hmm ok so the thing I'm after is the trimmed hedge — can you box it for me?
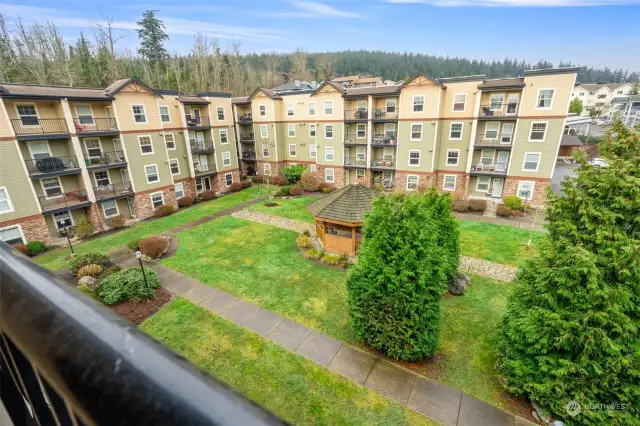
[469,199,488,212]
[106,215,126,229]
[200,191,217,201]
[496,205,512,217]
[13,243,30,256]
[452,200,469,213]
[177,196,194,208]
[229,182,244,192]
[289,186,304,196]
[154,205,174,218]
[26,241,48,255]
[139,236,168,259]
[97,267,160,306]
[503,195,523,211]
[241,180,252,189]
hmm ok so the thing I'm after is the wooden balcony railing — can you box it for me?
[344,109,368,120]
[11,118,69,136]
[24,155,80,175]
[93,181,133,200]
[190,141,215,154]
[186,116,211,127]
[38,189,88,211]
[73,117,118,133]
[195,164,216,174]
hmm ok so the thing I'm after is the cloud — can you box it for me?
[384,0,640,5]
[255,1,362,18]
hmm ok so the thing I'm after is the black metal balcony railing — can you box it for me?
[195,164,216,174]
[73,117,118,133]
[479,103,519,117]
[24,155,80,175]
[238,113,252,124]
[475,134,514,147]
[344,157,367,167]
[190,141,214,154]
[93,181,133,200]
[372,109,399,120]
[470,162,508,173]
[186,115,211,127]
[344,109,368,120]
[343,133,368,144]
[0,244,285,426]
[11,118,69,136]
[84,151,127,167]
[370,159,396,169]
[38,189,88,211]
[240,134,255,143]
[371,134,398,145]
[242,151,256,160]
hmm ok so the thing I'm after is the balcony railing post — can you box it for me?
[11,118,69,136]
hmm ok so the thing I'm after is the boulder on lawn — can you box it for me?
[78,276,98,291]
[448,272,470,295]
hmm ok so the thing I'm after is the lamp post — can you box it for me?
[135,251,148,287]
[63,225,74,255]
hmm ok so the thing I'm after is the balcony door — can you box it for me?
[84,138,103,159]
[491,178,504,198]
[28,141,51,160]
[496,151,509,172]
[501,123,514,144]
[192,108,201,124]
[506,95,519,115]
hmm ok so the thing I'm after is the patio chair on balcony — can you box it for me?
[481,106,493,116]
[355,110,367,119]
[374,109,382,119]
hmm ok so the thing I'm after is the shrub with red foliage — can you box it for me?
[253,175,265,184]
[154,204,174,218]
[323,185,337,193]
[177,196,194,208]
[229,182,244,192]
[319,181,331,190]
[272,176,290,186]
[12,243,30,256]
[298,172,321,191]
[289,186,304,196]
[139,236,169,259]
[106,215,126,229]
[452,200,470,213]
[469,199,488,212]
[496,204,512,217]
[200,191,217,201]
[241,180,252,189]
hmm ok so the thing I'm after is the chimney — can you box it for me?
[294,80,300,87]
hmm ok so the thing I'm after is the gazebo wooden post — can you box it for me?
[351,226,356,255]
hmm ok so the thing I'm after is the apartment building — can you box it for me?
[232,67,578,207]
[571,82,634,115]
[0,78,238,246]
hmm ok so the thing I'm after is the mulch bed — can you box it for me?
[109,289,172,325]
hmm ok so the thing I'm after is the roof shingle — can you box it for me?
[308,184,374,224]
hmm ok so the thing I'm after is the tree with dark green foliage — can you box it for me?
[568,97,583,115]
[346,189,459,361]
[496,121,640,426]
[136,10,169,66]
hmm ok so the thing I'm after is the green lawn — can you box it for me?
[141,298,436,426]
[247,194,321,224]
[36,187,264,271]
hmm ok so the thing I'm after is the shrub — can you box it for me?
[77,264,103,278]
[241,180,252,189]
[26,241,48,255]
[281,164,307,183]
[13,243,30,255]
[272,176,290,186]
[99,264,122,281]
[496,205,512,217]
[298,172,321,191]
[321,253,341,266]
[338,253,350,268]
[304,248,323,260]
[469,199,488,212]
[346,189,459,361]
[229,182,244,192]
[97,267,160,306]
[503,195,523,211]
[302,230,310,237]
[452,200,469,213]
[372,184,385,192]
[296,235,311,249]
[280,185,291,195]
[154,204,174,218]
[74,216,95,238]
[253,175,265,184]
[323,185,337,193]
[69,252,110,276]
[273,190,285,198]
[127,238,141,251]
[289,186,304,196]
[139,236,168,259]
[106,215,126,229]
[193,195,201,204]
[200,191,217,201]
[177,196,194,208]
[319,181,331,191]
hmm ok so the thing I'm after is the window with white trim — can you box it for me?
[259,105,267,117]
[481,150,495,164]
[407,175,418,191]
[517,181,536,199]
[75,104,94,124]
[225,173,233,186]
[443,175,457,191]
[102,200,118,218]
[356,169,365,179]
[53,211,72,230]
[138,136,153,154]
[383,147,394,161]
[356,123,366,138]
[131,105,147,123]
[219,129,228,144]
[449,122,463,139]
[164,133,176,150]
[446,150,459,166]
[309,124,316,137]
[287,104,294,116]
[385,123,395,137]
[0,226,24,245]
[42,178,62,197]
[523,153,541,171]
[28,141,50,160]
[412,95,425,112]
[310,144,317,159]
[386,98,396,113]
[409,150,421,166]
[537,89,554,109]
[150,192,164,209]
[288,124,295,137]
[84,138,102,158]
[324,101,333,115]
[484,122,500,140]
[159,105,170,123]
[174,183,184,199]
[289,144,297,156]
[145,165,159,183]
[262,144,269,157]
[453,93,466,112]
[309,102,315,116]
[16,104,38,126]
[410,123,423,140]
[222,151,231,166]
[529,122,547,141]
[260,124,268,138]
[489,94,504,110]
[0,187,14,214]
[94,171,110,187]
[169,159,180,175]
[476,176,490,192]
[325,168,334,183]
[217,106,225,120]
[325,147,334,161]
[325,124,333,139]
[263,163,271,176]
[310,164,317,173]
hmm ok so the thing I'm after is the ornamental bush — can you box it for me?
[229,182,244,192]
[346,189,459,361]
[12,243,30,256]
[77,264,103,278]
[496,121,640,426]
[503,195,523,211]
[200,191,217,201]
[281,164,307,183]
[289,186,304,196]
[26,241,48,255]
[495,205,512,217]
[177,196,194,208]
[106,215,126,229]
[69,251,110,276]
[139,236,168,259]
[241,180,252,189]
[74,216,95,238]
[298,172,321,191]
[97,267,160,306]
[154,205,174,218]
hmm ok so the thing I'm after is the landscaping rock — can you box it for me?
[483,201,497,219]
[448,272,470,295]
[78,276,98,291]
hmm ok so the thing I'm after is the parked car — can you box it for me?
[588,157,608,167]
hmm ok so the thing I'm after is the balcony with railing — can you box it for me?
[190,140,215,154]
[344,109,368,121]
[370,158,396,170]
[344,156,367,169]
[24,155,81,177]
[93,181,133,201]
[371,108,399,121]
[38,189,90,213]
[195,163,217,176]
[11,118,70,139]
[469,162,508,176]
[241,151,257,162]
[473,133,514,149]
[238,113,252,124]
[478,103,519,119]
[240,134,255,144]
[343,132,368,146]
[72,117,119,135]
[371,133,398,147]
[84,151,128,169]
[185,115,211,129]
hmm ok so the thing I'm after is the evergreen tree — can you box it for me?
[496,121,640,426]
[569,97,583,115]
[136,10,169,67]
[346,190,459,361]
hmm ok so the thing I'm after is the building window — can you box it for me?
[159,105,171,123]
[617,90,623,95]
[260,124,268,139]
[443,175,457,191]
[0,226,24,245]
[289,144,297,157]
[537,89,554,109]
[222,151,231,166]
[529,122,547,141]
[138,135,154,154]
[325,168,334,183]
[195,178,203,192]
[325,124,333,139]
[225,173,233,186]
[288,124,295,137]
[386,98,396,113]
[579,92,584,96]
[150,192,164,209]
[356,169,365,179]
[102,200,119,218]
[94,171,110,186]
[385,123,395,137]
[356,123,366,138]
[407,175,418,191]
[75,104,94,124]
[263,164,271,176]
[489,94,504,110]
[0,187,14,214]
[412,95,425,112]
[259,105,267,117]
[449,122,463,140]
[84,138,102,158]
[597,94,606,99]
[410,123,423,140]
[174,183,184,199]
[523,153,541,171]
[42,178,62,198]
[325,147,334,161]
[287,104,294,116]
[310,144,317,159]
[53,211,72,230]
[383,147,394,161]
[476,176,490,192]
[517,181,535,199]
[219,129,228,144]
[446,149,460,166]
[408,150,421,166]
[309,102,315,116]
[481,150,494,164]
[131,105,147,123]
[163,133,175,150]
[453,93,467,112]
[16,104,38,126]
[309,124,316,137]
[324,101,333,115]
[310,164,317,173]
[169,159,180,175]
[262,144,269,157]
[484,122,500,140]
[216,106,225,121]
[145,164,159,183]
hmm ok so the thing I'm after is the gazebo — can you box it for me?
[308,183,374,256]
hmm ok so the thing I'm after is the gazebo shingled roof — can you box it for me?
[308,184,374,224]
